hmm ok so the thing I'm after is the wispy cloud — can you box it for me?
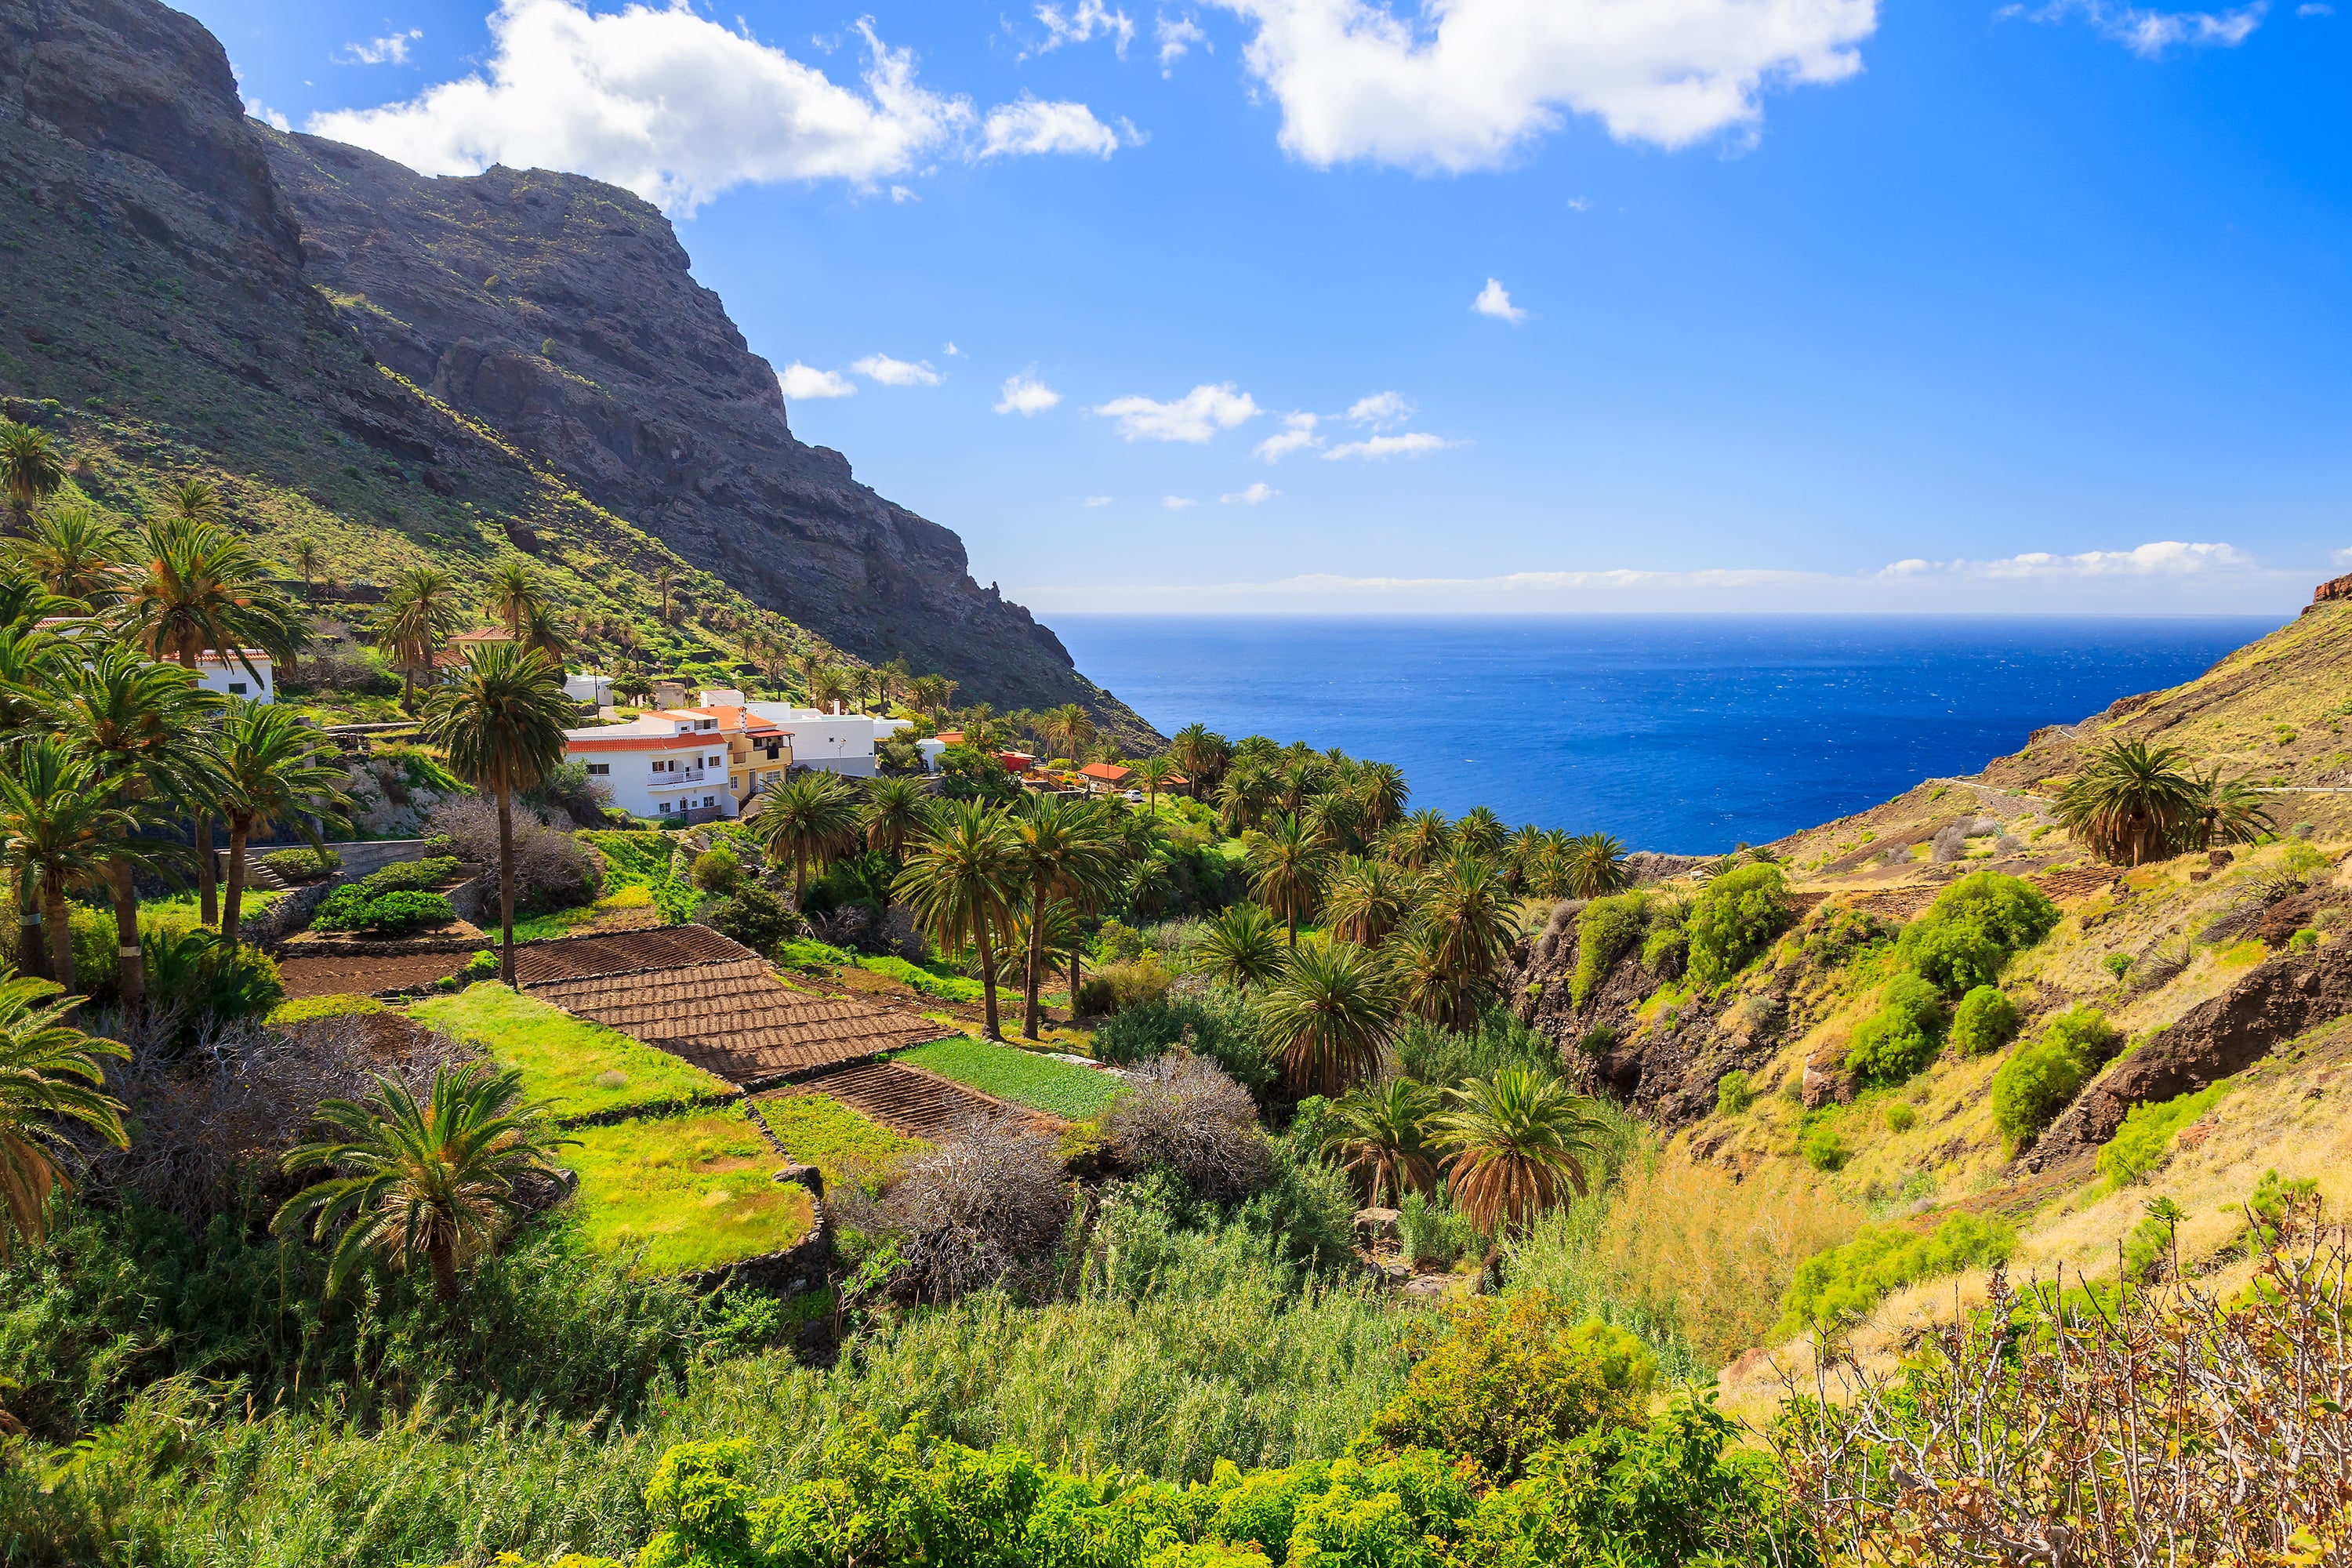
[1882,541,2257,579]
[779,362,855,399]
[995,372,1062,415]
[1024,0,1134,57]
[1156,12,1209,72]
[2011,0,2267,55]
[1345,390,1414,425]
[1472,278,1527,324]
[1324,431,1454,460]
[339,28,423,65]
[1163,495,1198,509]
[1094,382,1260,441]
[1254,412,1320,463]
[1221,482,1279,503]
[1083,495,1114,506]
[981,96,1125,158]
[853,353,941,387]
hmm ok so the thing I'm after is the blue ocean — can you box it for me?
[1049,615,2287,855]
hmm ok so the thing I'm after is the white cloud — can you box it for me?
[994,372,1062,415]
[982,96,1124,158]
[1084,495,1114,506]
[1221,482,1279,504]
[2022,0,2267,54]
[943,341,965,357]
[1472,278,1526,324]
[1253,411,1321,462]
[339,29,423,65]
[1163,495,1198,509]
[2300,3,2333,13]
[1094,382,1261,441]
[1157,13,1210,71]
[309,2,1121,216]
[1028,0,1136,56]
[245,97,292,131]
[1884,541,2257,579]
[888,183,919,202]
[779,362,855,399]
[1214,0,1875,171]
[1345,390,1413,425]
[1566,195,1591,211]
[853,354,942,387]
[1324,431,1454,460]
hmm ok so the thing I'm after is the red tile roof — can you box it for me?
[1077,761,1132,783]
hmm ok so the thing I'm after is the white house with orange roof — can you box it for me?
[191,649,275,702]
[563,699,789,823]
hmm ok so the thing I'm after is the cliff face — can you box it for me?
[0,0,1142,731]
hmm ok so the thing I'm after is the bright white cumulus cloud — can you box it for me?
[995,372,1062,415]
[1094,383,1261,441]
[779,362,855,399]
[1472,278,1526,323]
[1214,0,1878,170]
[853,354,941,387]
[310,0,1123,214]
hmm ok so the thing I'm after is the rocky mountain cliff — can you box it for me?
[0,0,1145,732]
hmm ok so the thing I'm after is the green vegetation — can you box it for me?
[583,829,701,924]
[564,1109,815,1276]
[1991,1006,2121,1148]
[349,854,465,893]
[2098,1082,2232,1192]
[1798,1120,1849,1172]
[1949,983,2021,1057]
[757,1091,928,1180]
[260,844,340,880]
[411,982,731,1121]
[311,885,458,934]
[1715,1069,1755,1116]
[1684,862,1789,988]
[895,1036,1127,1120]
[1894,870,2060,996]
[1777,1212,2018,1333]
[1844,972,1947,1086]
[1570,891,1647,1005]
[265,993,387,1025]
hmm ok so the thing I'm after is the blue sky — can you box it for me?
[198,0,2352,615]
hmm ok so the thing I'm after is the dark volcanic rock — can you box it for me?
[263,135,1106,719]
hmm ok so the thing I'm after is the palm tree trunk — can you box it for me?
[1022,887,1047,1040]
[42,877,73,991]
[977,918,1002,1040]
[1069,947,1083,1017]
[221,815,249,946]
[15,884,46,982]
[495,786,519,985]
[429,1237,459,1301]
[196,811,217,926]
[403,662,417,713]
[793,851,808,910]
[108,862,143,1011]
[1287,909,1299,949]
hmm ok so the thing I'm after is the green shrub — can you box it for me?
[1845,973,1947,1087]
[1948,985,2020,1057]
[260,845,341,881]
[1080,956,1173,1016]
[1777,1212,2017,1332]
[1895,870,2060,996]
[354,855,464,895]
[2245,1167,2321,1248]
[1397,1185,1483,1266]
[1091,990,1273,1093]
[774,935,854,970]
[139,924,284,1032]
[1570,892,1648,1007]
[1394,1007,1564,1090]
[2122,1204,2181,1283]
[1799,1120,1849,1171]
[311,887,458,935]
[265,994,385,1025]
[2290,927,2319,953]
[2097,1082,2230,1192]
[1886,1102,1917,1134]
[708,885,799,956]
[1685,864,1789,988]
[1991,1007,2118,1148]
[2102,952,2132,981]
[1714,1069,1755,1117]
[690,846,742,895]
[1639,922,1687,976]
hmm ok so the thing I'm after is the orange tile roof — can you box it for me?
[1077,761,1132,783]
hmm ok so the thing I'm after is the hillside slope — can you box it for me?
[0,0,1148,735]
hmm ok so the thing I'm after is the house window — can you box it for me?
[702,795,714,808]
[659,801,673,814]
[586,763,610,776]
[227,682,248,695]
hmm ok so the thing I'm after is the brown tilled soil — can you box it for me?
[278,949,476,997]
[763,1061,1051,1142]
[511,924,752,985]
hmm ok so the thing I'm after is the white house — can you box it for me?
[192,649,274,703]
[736,694,912,779]
[564,671,613,706]
[562,700,790,822]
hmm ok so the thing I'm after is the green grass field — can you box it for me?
[561,1109,815,1276]
[757,1091,930,1181]
[408,983,730,1121]
[893,1037,1127,1120]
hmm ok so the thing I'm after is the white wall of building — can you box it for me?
[566,710,737,821]
[193,652,274,703]
[742,700,911,778]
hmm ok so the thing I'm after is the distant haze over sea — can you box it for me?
[1051,616,2288,855]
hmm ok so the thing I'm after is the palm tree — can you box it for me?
[1563,833,1631,899]
[1324,855,1412,949]
[488,561,545,637]
[1322,1078,1439,1207]
[1171,723,1229,797]
[2055,739,2202,866]
[214,702,351,946]
[654,564,676,623]
[164,477,224,524]
[519,597,571,662]
[1414,851,1515,1028]
[0,739,135,987]
[1199,901,1285,989]
[420,644,575,985]
[294,537,320,595]
[1274,754,1323,816]
[1247,810,1328,949]
[272,1063,572,1301]
[11,502,129,605]
[1304,791,1363,855]
[1355,760,1408,834]
[1042,702,1094,764]
[1131,755,1178,815]
[1428,1069,1610,1236]
[375,564,463,711]
[2185,766,2274,851]
[862,775,931,862]
[1389,924,1461,1029]
[53,647,219,1010]
[1215,764,1271,837]
[894,800,1022,1040]
[909,673,954,719]
[809,665,851,713]
[880,655,913,710]
[1007,796,1123,1039]
[0,423,66,534]
[1386,808,1454,873]
[750,770,864,907]
[1455,806,1507,859]
[0,974,128,1258]
[1262,939,1393,1096]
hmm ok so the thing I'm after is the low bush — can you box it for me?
[690,846,742,894]
[1399,1184,1483,1266]
[867,1117,1074,1301]
[1948,984,2020,1057]
[1077,956,1174,1016]
[2098,1082,2231,1192]
[1886,1102,1917,1133]
[1685,863,1789,988]
[260,845,341,882]
[1232,1147,1360,1271]
[1845,973,1947,1086]
[141,924,283,1026]
[1799,1121,1849,1172]
[1393,1007,1563,1090]
[1570,892,1649,1007]
[436,797,603,913]
[1777,1212,2018,1334]
[311,887,458,935]
[264,993,385,1026]
[1715,1069,1755,1117]
[1091,989,1274,1094]
[354,855,464,895]
[709,885,800,956]
[1894,870,2061,996]
[1105,1052,1271,1203]
[1991,1006,2120,1149]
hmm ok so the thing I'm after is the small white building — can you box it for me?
[562,700,788,822]
[735,693,912,779]
[564,671,613,706]
[193,649,274,703]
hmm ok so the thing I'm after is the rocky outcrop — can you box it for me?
[2027,941,2352,1170]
